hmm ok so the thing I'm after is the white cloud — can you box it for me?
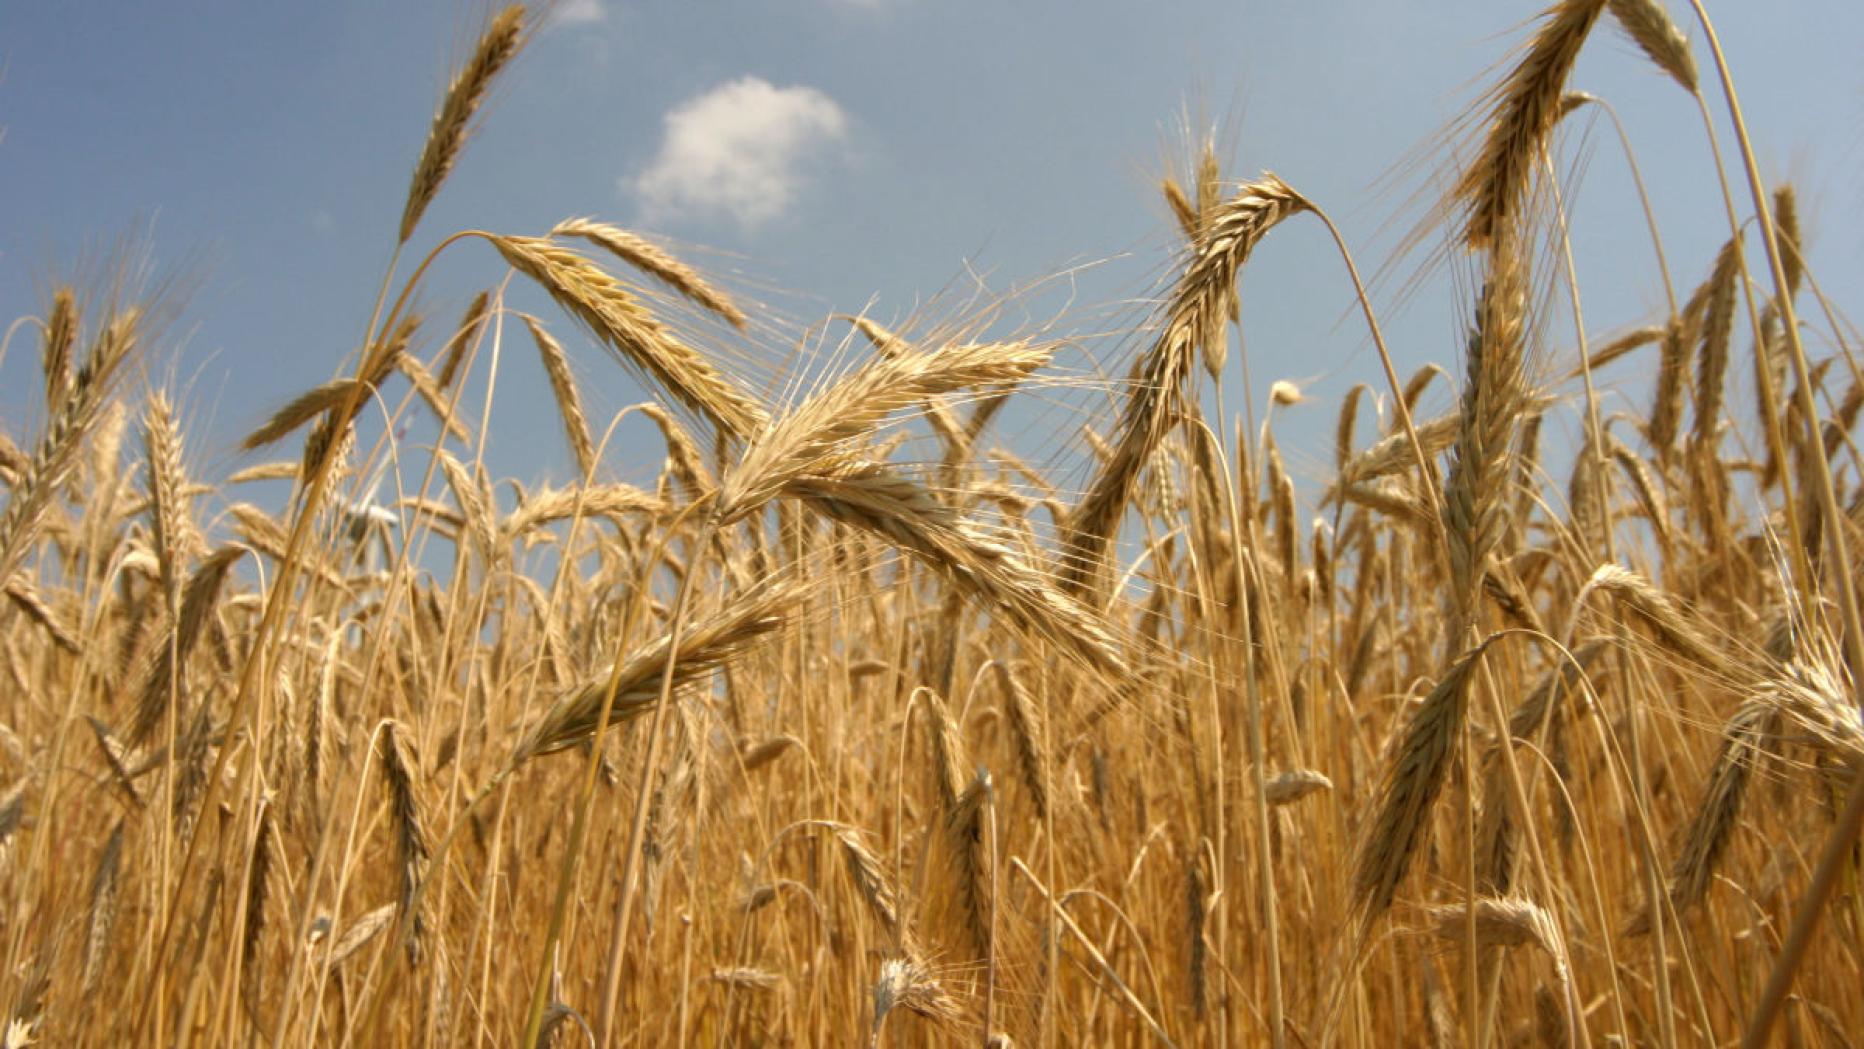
[557,0,606,24]
[629,77,850,230]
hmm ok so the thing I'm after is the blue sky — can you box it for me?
[2,1,1859,501]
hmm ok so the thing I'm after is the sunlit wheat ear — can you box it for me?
[487,234,768,440]
[38,287,79,410]
[1606,0,1697,92]
[377,719,429,967]
[1064,173,1309,591]
[817,827,898,942]
[6,944,50,1044]
[1610,435,1671,541]
[872,952,965,1043]
[399,4,526,244]
[520,313,597,479]
[4,578,79,655]
[1161,177,1197,240]
[396,352,470,443]
[85,717,143,808]
[127,544,243,747]
[550,218,748,329]
[320,903,397,971]
[435,289,491,391]
[1339,479,1429,536]
[1352,636,1495,927]
[0,433,27,486]
[1332,383,1369,473]
[436,448,500,564]
[939,769,994,963]
[1576,323,1665,375]
[919,687,969,813]
[1646,313,1690,459]
[1626,701,1780,935]
[1444,230,1530,620]
[1690,236,1741,451]
[82,820,125,996]
[1772,184,1804,297]
[844,318,1026,471]
[169,708,215,842]
[1454,0,1606,250]
[1184,854,1210,1017]
[241,380,367,451]
[736,734,800,776]
[511,577,803,765]
[709,968,783,993]
[1327,411,1462,498]
[226,463,301,488]
[0,303,142,585]
[141,392,194,601]
[501,483,663,538]
[1581,564,1745,679]
[716,338,1050,521]
[242,802,275,1011]
[992,661,1051,820]
[0,779,26,871]
[1264,769,1333,806]
[1427,896,1562,960]
[635,401,715,496]
[788,464,1133,694]
[244,313,412,454]
[302,629,338,829]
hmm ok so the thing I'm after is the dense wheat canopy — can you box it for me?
[2,2,1863,1047]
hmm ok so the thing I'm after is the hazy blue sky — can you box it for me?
[2,1,1859,500]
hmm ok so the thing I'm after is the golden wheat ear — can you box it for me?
[399,5,527,244]
[487,233,770,441]
[550,218,750,330]
[1064,173,1309,592]
[376,719,430,967]
[1453,0,1607,250]
[1606,0,1697,92]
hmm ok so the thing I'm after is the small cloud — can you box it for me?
[629,77,850,230]
[310,210,335,235]
[557,0,606,24]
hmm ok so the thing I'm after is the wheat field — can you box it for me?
[3,1,1862,1046]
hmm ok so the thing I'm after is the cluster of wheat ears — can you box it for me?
[3,1,1861,1046]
